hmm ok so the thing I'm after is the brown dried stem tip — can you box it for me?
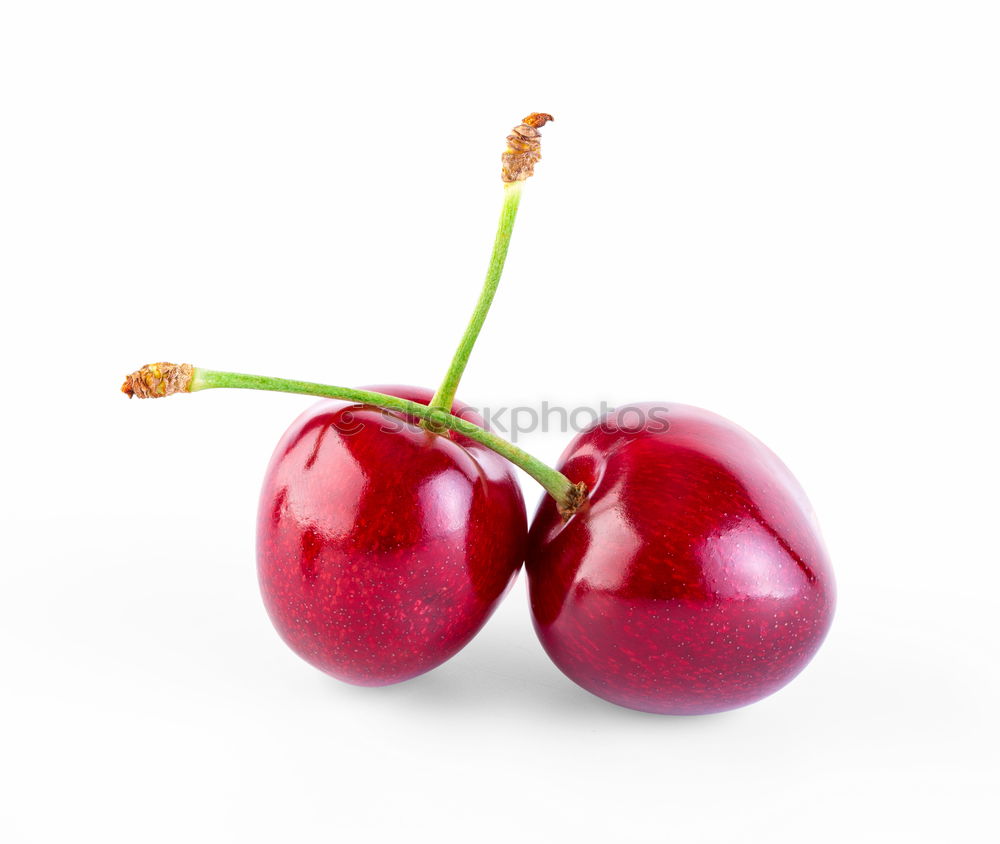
[121,362,194,398]
[501,112,554,183]
[559,481,589,520]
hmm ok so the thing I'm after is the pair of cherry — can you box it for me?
[125,114,834,715]
[259,388,834,715]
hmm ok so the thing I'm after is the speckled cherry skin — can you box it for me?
[257,386,526,685]
[527,404,835,715]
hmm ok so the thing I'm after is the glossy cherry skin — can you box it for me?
[527,404,835,715]
[257,386,526,685]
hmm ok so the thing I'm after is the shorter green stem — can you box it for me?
[191,367,584,514]
[427,181,522,418]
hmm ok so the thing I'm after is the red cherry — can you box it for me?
[526,404,835,715]
[257,385,526,685]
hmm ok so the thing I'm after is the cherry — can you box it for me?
[248,115,555,684]
[526,403,835,715]
[257,385,526,685]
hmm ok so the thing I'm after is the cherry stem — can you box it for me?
[185,367,585,515]
[426,181,522,420]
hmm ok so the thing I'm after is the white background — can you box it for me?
[2,2,997,841]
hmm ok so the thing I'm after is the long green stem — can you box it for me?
[188,367,584,514]
[427,181,522,415]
